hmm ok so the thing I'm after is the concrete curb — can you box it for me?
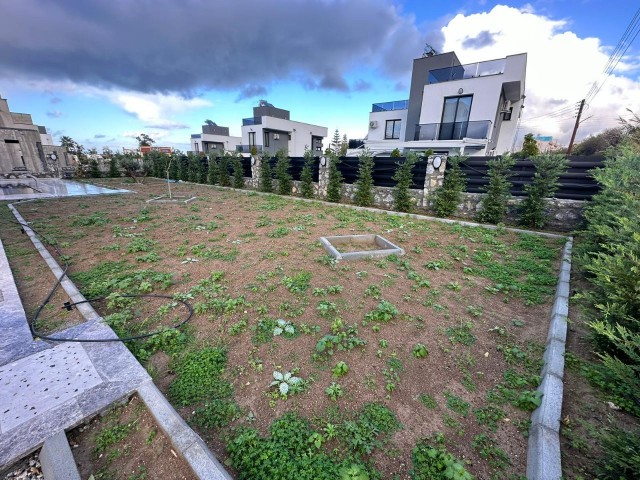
[526,237,572,480]
[7,201,233,480]
[39,430,81,480]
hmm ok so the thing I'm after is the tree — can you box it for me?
[274,149,293,195]
[60,136,87,164]
[119,154,149,184]
[432,157,467,217]
[520,133,540,157]
[354,150,375,207]
[392,153,418,212]
[390,148,401,158]
[208,152,220,185]
[218,153,231,187]
[136,133,155,147]
[300,149,315,198]
[88,159,101,178]
[573,127,625,156]
[232,153,245,188]
[519,154,568,228]
[326,153,343,202]
[331,129,341,155]
[475,155,516,224]
[107,157,120,178]
[340,134,348,156]
[259,152,273,193]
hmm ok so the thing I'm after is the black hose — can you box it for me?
[10,217,194,343]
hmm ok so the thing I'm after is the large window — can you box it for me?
[385,119,402,139]
[248,131,256,147]
[439,95,472,140]
[264,131,270,147]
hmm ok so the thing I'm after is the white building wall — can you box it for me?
[242,118,327,156]
[191,133,241,152]
[367,109,408,142]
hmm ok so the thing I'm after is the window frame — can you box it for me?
[385,119,402,140]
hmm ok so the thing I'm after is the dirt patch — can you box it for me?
[0,179,568,479]
[68,395,195,480]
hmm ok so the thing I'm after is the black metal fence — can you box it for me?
[336,156,428,188]
[455,155,604,201]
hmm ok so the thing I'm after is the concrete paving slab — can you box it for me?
[0,343,102,432]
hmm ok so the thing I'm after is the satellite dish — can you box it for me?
[422,43,438,58]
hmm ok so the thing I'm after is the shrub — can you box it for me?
[259,152,273,193]
[208,153,220,185]
[326,153,343,202]
[232,153,244,188]
[476,155,515,224]
[275,148,293,195]
[218,153,231,187]
[168,154,179,180]
[177,155,189,181]
[354,150,375,207]
[390,148,401,157]
[392,152,418,212]
[596,426,640,479]
[300,148,315,198]
[88,159,101,178]
[432,156,467,217]
[107,157,120,178]
[519,154,568,228]
[577,143,640,414]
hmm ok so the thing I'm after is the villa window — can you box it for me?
[248,132,256,147]
[439,95,473,140]
[502,107,513,121]
[385,119,401,139]
[264,131,270,147]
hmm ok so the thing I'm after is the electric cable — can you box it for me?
[10,216,194,343]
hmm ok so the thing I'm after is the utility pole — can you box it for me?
[566,99,585,154]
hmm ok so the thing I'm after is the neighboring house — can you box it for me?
[239,101,327,156]
[190,122,241,154]
[0,95,72,176]
[140,146,174,155]
[364,52,527,156]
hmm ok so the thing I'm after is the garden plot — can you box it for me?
[0,178,566,480]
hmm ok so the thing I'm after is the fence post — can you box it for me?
[318,156,329,199]
[250,154,260,189]
[422,154,448,207]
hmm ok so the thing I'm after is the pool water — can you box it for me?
[0,179,130,200]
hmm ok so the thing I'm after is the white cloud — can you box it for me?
[441,5,640,144]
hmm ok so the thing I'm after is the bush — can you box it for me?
[432,156,466,217]
[392,152,418,212]
[275,148,293,195]
[259,152,273,192]
[519,154,568,228]
[208,153,220,185]
[354,150,375,207]
[577,143,640,414]
[218,153,231,187]
[326,153,343,202]
[232,154,244,188]
[107,157,120,178]
[88,159,101,178]
[596,426,640,479]
[476,155,515,224]
[300,149,315,198]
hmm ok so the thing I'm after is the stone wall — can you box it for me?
[455,193,585,231]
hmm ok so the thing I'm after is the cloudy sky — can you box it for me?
[0,0,638,152]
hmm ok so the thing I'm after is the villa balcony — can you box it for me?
[242,117,262,126]
[428,59,505,84]
[414,120,492,141]
[371,100,409,112]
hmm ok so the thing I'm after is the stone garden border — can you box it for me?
[319,234,405,261]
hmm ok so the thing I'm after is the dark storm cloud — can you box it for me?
[236,84,268,102]
[461,30,497,49]
[0,0,435,94]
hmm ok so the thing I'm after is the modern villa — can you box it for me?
[364,51,527,156]
[190,122,241,154]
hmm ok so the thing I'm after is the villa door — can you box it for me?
[439,95,472,140]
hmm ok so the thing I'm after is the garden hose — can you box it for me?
[10,217,194,343]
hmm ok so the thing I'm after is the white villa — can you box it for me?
[364,51,527,156]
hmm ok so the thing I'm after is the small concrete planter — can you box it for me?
[320,234,404,261]
[146,195,197,204]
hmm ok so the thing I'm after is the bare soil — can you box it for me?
[68,395,195,480]
[0,179,568,479]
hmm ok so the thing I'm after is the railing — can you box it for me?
[236,145,263,153]
[372,100,409,112]
[242,117,262,126]
[190,134,201,139]
[428,59,505,84]
[414,120,492,141]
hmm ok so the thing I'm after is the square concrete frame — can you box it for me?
[319,234,405,261]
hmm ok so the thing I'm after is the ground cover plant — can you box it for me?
[0,178,566,479]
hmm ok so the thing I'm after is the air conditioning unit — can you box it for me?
[273,133,280,140]
[500,100,512,113]
[369,121,378,128]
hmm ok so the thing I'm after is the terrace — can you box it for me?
[428,58,506,84]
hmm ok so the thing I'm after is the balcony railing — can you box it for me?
[428,59,506,84]
[191,134,201,139]
[414,120,492,141]
[242,117,262,126]
[236,145,263,153]
[372,100,409,112]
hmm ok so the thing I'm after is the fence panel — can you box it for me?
[455,155,604,201]
[337,156,428,188]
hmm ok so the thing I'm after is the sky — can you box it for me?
[0,0,638,152]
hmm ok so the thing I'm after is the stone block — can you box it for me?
[546,313,568,343]
[526,423,562,480]
[40,430,81,480]
[530,374,564,433]
[542,338,565,380]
